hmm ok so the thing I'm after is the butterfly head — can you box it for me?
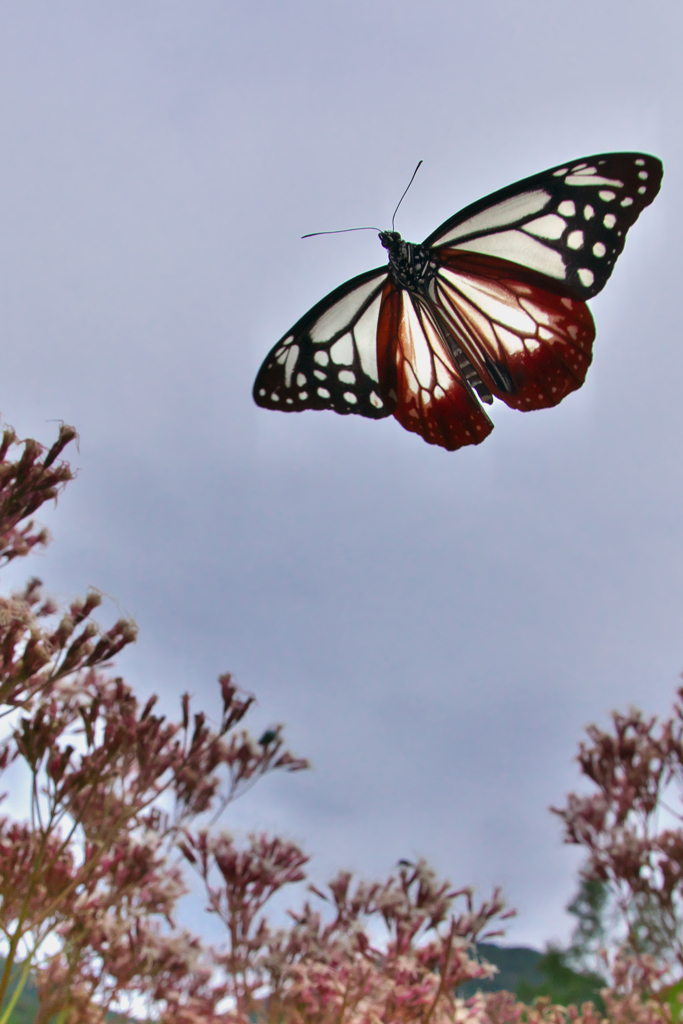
[379,230,402,250]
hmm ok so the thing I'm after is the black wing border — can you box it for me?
[422,152,662,249]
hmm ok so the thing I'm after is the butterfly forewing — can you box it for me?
[253,268,393,418]
[432,251,596,411]
[425,153,662,300]
[377,284,494,450]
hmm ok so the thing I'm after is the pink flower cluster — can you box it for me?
[0,422,677,1024]
[553,694,683,979]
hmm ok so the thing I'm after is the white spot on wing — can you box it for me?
[317,387,330,398]
[369,392,383,408]
[343,392,357,404]
[593,242,606,258]
[330,333,354,364]
[578,268,594,287]
[567,231,584,250]
[338,369,356,384]
[557,200,576,216]
[523,213,566,240]
[314,351,330,366]
[296,373,306,387]
[621,197,634,207]
[435,190,551,244]
[603,214,616,228]
[599,191,616,202]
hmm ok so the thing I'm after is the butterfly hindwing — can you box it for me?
[377,283,494,450]
[425,153,662,300]
[431,250,596,412]
[253,268,393,419]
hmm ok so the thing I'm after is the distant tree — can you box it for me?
[566,876,610,969]
[515,948,606,1011]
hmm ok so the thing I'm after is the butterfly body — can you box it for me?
[380,230,500,404]
[379,231,439,296]
[254,153,662,451]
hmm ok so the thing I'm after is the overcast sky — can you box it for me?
[0,0,680,950]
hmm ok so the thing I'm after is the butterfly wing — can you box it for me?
[376,282,494,450]
[429,250,596,412]
[253,268,394,419]
[371,255,594,450]
[424,153,662,299]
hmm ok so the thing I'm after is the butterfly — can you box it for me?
[254,153,662,451]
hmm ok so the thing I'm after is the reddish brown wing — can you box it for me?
[432,250,596,412]
[376,281,494,451]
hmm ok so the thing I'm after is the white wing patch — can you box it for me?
[523,214,566,240]
[330,333,354,364]
[564,174,623,187]
[353,292,383,381]
[455,230,567,280]
[309,276,383,342]
[435,190,551,245]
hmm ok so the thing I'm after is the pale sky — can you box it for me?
[0,0,680,949]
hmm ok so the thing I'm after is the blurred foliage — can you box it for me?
[516,949,606,1011]
[655,978,683,1023]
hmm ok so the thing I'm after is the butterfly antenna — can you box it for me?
[391,160,423,231]
[302,226,382,239]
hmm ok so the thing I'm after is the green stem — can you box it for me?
[0,798,58,1009]
[0,955,33,1024]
